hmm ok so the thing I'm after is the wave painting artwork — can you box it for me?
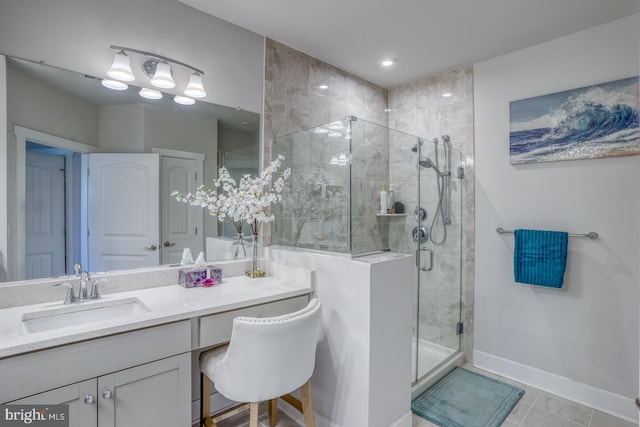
[509,76,639,164]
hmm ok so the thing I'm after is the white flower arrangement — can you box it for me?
[172,155,291,237]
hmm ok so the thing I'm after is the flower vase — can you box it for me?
[231,233,247,260]
[246,233,266,278]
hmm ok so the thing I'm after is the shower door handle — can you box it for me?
[416,247,433,271]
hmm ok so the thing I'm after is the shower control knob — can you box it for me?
[412,226,429,244]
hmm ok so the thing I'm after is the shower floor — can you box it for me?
[411,337,456,380]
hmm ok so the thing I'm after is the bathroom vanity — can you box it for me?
[0,260,313,427]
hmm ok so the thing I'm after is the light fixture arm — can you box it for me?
[110,45,204,75]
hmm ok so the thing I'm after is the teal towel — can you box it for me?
[514,229,568,288]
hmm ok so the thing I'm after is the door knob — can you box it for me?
[84,394,95,404]
[144,244,158,251]
[102,388,113,399]
[163,241,176,247]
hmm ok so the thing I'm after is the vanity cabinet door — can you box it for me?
[9,379,98,427]
[97,353,191,427]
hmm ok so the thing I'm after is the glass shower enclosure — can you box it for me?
[271,117,463,384]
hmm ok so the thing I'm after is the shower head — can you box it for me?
[419,158,440,173]
[411,139,424,153]
[419,158,449,176]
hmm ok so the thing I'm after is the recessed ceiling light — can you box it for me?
[442,92,453,98]
[318,84,329,90]
[384,108,392,113]
[240,121,250,126]
[327,121,344,130]
[380,58,396,67]
[314,127,330,134]
[328,131,342,138]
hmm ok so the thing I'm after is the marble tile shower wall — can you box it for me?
[265,38,389,252]
[264,38,476,362]
[387,66,475,362]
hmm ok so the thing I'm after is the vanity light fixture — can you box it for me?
[174,95,195,105]
[184,73,206,98]
[139,87,163,100]
[101,79,128,90]
[106,45,206,100]
[327,121,344,130]
[149,61,175,89]
[337,153,348,165]
[107,50,135,81]
[330,155,339,165]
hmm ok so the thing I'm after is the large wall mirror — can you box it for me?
[4,55,260,282]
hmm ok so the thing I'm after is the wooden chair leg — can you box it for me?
[201,373,216,427]
[268,399,278,427]
[300,380,316,427]
[249,402,259,427]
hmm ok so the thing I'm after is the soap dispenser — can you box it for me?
[379,185,387,214]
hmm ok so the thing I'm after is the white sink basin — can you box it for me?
[21,298,150,334]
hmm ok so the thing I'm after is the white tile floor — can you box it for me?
[197,365,639,427]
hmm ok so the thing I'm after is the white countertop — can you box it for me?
[0,272,313,359]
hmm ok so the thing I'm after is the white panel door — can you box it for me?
[25,151,66,279]
[88,154,159,272]
[161,157,203,264]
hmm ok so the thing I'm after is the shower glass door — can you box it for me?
[413,137,463,382]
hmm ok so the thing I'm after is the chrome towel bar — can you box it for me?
[496,227,598,240]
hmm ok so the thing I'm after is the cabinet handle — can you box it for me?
[84,394,95,404]
[102,388,113,399]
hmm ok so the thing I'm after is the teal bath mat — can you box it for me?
[412,368,524,427]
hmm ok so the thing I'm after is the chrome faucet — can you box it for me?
[79,271,91,300]
[55,265,108,304]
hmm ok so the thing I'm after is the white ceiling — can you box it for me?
[179,0,639,88]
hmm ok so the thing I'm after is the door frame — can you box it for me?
[15,126,96,280]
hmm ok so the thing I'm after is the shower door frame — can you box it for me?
[412,136,463,385]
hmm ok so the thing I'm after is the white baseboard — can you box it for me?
[473,350,637,423]
[389,411,412,427]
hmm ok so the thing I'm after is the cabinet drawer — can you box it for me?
[0,320,190,403]
[198,296,307,348]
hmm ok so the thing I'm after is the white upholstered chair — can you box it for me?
[200,298,322,427]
